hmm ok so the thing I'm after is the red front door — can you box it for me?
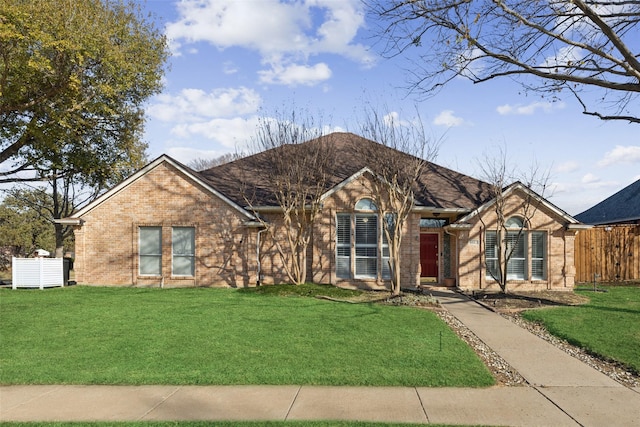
[420,233,439,281]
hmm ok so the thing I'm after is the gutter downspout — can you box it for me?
[256,228,267,286]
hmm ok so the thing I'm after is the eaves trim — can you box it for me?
[320,167,374,201]
[456,182,581,225]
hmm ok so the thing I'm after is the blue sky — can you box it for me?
[139,0,639,216]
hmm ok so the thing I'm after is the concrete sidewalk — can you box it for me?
[2,290,639,426]
[0,384,586,425]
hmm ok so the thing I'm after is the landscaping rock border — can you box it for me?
[386,292,639,389]
[502,311,639,388]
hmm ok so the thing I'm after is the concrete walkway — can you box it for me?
[436,291,640,427]
[2,290,639,426]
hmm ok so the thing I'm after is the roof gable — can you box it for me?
[71,155,254,220]
[320,167,374,202]
[575,179,640,225]
[456,181,580,225]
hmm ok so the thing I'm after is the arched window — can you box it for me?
[505,216,524,229]
[355,198,377,211]
[354,198,378,278]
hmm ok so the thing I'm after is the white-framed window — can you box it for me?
[336,214,351,278]
[355,198,377,211]
[485,231,499,279]
[172,227,195,276]
[355,214,378,277]
[139,226,162,276]
[531,231,547,280]
[336,198,391,280]
[505,231,526,280]
[485,217,547,281]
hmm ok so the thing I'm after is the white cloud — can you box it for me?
[258,62,332,86]
[433,110,465,127]
[549,178,621,215]
[165,147,228,166]
[541,45,585,71]
[581,173,600,184]
[554,161,580,173]
[382,111,413,128]
[223,61,238,75]
[597,145,640,167]
[310,0,375,66]
[166,0,307,54]
[496,101,565,116]
[170,116,260,148]
[165,0,375,86]
[147,87,262,123]
[456,47,485,78]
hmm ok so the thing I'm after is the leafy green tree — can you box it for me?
[0,0,168,184]
[0,189,61,269]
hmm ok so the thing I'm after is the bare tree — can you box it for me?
[366,0,640,123]
[188,152,243,171]
[478,147,552,293]
[6,172,104,258]
[243,111,335,285]
[357,107,440,296]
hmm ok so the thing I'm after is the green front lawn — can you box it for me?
[0,285,494,387]
[522,285,640,372]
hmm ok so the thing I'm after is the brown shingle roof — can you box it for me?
[199,132,493,210]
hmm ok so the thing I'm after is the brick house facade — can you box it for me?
[63,132,585,291]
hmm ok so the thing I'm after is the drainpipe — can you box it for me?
[256,228,267,286]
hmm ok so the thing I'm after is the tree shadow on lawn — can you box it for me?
[470,291,590,310]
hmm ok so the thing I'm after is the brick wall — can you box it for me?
[455,190,576,292]
[74,162,257,287]
[74,162,575,292]
[312,173,420,291]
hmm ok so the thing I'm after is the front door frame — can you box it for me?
[420,232,440,284]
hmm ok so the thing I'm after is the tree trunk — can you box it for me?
[54,222,65,258]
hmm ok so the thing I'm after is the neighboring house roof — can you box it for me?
[575,179,640,225]
[199,132,494,211]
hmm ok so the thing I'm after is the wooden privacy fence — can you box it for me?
[575,225,640,283]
